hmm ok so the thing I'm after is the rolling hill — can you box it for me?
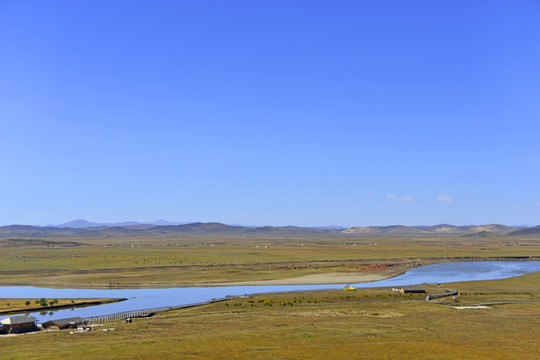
[342,224,522,236]
[508,225,540,236]
[462,230,505,238]
[0,222,536,239]
[0,222,338,238]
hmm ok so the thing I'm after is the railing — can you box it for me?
[84,296,241,324]
[425,289,459,301]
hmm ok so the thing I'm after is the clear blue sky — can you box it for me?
[1,1,539,227]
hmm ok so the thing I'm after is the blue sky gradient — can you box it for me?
[1,1,539,226]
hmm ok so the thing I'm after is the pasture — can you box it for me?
[1,271,539,359]
[0,235,538,288]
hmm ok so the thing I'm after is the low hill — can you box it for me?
[508,225,540,236]
[342,224,519,236]
[0,222,533,239]
[49,219,185,228]
[0,222,338,238]
[462,230,505,238]
[0,238,87,248]
[0,225,82,238]
[342,225,424,235]
[466,224,517,235]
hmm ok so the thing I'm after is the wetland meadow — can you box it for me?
[1,232,539,359]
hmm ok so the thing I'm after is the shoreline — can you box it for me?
[0,298,126,316]
[0,271,403,290]
[0,257,537,290]
[0,263,420,289]
[213,270,403,286]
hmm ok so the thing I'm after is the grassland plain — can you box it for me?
[0,235,538,288]
[1,271,539,360]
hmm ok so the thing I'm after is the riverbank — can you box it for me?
[1,232,539,289]
[0,298,126,316]
[2,256,537,289]
[214,270,400,286]
[0,258,423,289]
[3,260,539,325]
[1,269,539,360]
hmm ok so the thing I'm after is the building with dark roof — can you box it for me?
[0,315,38,334]
[42,317,86,329]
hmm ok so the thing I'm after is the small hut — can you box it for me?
[42,317,86,330]
[0,315,38,334]
[399,287,426,294]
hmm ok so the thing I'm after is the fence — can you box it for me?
[425,289,459,301]
[84,296,241,324]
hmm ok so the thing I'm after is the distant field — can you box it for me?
[1,271,539,359]
[0,235,538,287]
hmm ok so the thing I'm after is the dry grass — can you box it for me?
[1,235,538,287]
[1,272,539,359]
[1,235,538,357]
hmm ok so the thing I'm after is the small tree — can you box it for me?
[25,301,31,306]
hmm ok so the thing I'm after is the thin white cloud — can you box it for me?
[437,194,453,204]
[386,193,415,205]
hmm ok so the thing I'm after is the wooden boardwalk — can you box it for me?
[84,296,243,324]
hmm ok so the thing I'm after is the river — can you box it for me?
[1,260,539,323]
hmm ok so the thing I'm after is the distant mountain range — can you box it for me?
[47,219,186,228]
[0,222,338,238]
[342,224,520,236]
[506,225,540,236]
[0,221,538,239]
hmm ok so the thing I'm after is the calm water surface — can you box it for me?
[2,261,539,323]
